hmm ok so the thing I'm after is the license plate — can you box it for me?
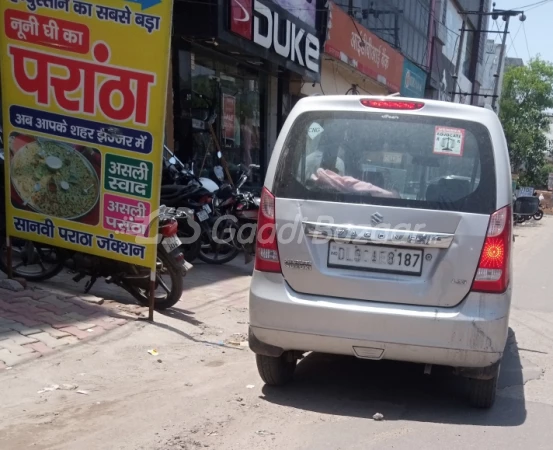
[328,242,423,275]
[203,204,211,213]
[197,210,209,222]
[162,235,181,253]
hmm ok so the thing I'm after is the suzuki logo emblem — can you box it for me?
[370,213,383,226]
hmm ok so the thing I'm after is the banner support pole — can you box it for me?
[148,269,155,321]
[6,235,13,279]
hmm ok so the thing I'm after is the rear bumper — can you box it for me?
[249,271,511,371]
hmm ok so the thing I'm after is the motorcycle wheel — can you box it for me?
[126,248,184,311]
[533,210,544,221]
[0,237,65,281]
[198,229,239,265]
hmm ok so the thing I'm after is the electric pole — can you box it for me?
[491,6,526,112]
[452,18,466,103]
[448,4,527,109]
[491,16,510,112]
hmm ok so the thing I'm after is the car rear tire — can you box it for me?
[468,374,498,409]
[256,353,297,386]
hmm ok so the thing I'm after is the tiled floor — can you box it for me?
[0,258,253,368]
[0,281,130,368]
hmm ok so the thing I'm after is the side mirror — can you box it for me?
[514,196,539,215]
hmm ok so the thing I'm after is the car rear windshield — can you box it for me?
[273,111,497,214]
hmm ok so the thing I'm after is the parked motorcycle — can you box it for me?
[211,174,259,264]
[160,180,240,265]
[513,196,540,225]
[514,205,544,223]
[74,206,189,310]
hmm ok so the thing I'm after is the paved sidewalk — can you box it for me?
[0,279,132,369]
[0,256,253,370]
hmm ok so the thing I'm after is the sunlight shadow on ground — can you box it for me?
[261,328,526,427]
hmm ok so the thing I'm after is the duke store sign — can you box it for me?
[229,0,321,74]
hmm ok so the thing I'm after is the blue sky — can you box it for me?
[492,0,553,63]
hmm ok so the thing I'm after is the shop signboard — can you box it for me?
[518,187,535,197]
[400,59,427,98]
[0,0,173,270]
[325,2,404,93]
[223,94,236,141]
[228,0,321,77]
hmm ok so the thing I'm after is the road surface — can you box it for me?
[1,218,553,449]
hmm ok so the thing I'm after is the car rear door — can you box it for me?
[271,102,499,308]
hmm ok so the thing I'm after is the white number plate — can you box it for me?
[162,235,181,253]
[203,204,212,213]
[328,242,423,275]
[197,210,209,222]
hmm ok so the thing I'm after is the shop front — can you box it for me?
[302,2,403,96]
[172,0,325,186]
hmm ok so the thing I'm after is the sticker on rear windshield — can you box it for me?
[433,126,465,157]
[308,122,324,140]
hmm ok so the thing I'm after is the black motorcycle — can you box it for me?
[513,195,541,225]
[211,174,260,264]
[160,180,240,265]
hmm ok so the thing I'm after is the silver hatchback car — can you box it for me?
[249,96,513,408]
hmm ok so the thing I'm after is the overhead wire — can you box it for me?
[415,0,460,37]
[521,21,532,60]
[512,0,553,10]
[482,20,502,74]
[506,21,523,56]
[413,0,463,78]
[485,20,504,104]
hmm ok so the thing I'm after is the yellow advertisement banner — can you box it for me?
[0,0,173,270]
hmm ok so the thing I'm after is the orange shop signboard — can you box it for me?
[325,2,404,92]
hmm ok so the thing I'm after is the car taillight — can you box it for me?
[160,220,178,238]
[471,205,511,293]
[254,187,281,273]
[360,99,425,110]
